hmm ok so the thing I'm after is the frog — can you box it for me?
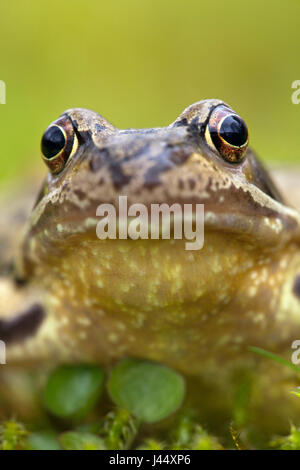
[1,99,300,438]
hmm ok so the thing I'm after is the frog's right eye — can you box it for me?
[204,105,248,164]
[41,117,78,174]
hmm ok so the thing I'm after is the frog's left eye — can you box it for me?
[41,117,78,174]
[205,105,248,163]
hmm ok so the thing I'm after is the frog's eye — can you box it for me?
[205,105,248,163]
[41,117,78,174]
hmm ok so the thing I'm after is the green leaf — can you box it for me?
[59,431,106,450]
[107,359,185,423]
[43,364,105,419]
[249,346,300,373]
[26,431,61,450]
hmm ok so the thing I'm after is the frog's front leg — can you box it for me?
[0,293,44,347]
[0,278,62,364]
[0,278,45,418]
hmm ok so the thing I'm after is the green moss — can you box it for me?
[100,408,138,450]
[270,425,300,450]
[0,421,28,450]
[170,412,223,450]
[59,431,106,450]
[137,439,166,450]
[1,359,299,450]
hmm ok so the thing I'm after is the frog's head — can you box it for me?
[19,100,300,316]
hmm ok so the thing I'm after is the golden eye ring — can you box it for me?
[205,105,249,163]
[41,117,78,174]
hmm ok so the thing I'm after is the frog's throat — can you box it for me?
[9,237,300,373]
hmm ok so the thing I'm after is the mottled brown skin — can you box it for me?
[1,99,300,437]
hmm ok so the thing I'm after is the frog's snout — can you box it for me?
[88,128,192,191]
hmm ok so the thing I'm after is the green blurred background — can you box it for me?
[0,0,300,185]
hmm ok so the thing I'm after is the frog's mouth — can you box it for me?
[27,184,300,259]
[80,205,299,249]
